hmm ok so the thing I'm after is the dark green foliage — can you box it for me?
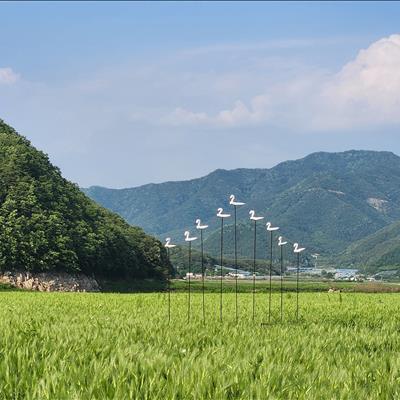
[338,221,400,272]
[0,120,170,279]
[168,244,283,276]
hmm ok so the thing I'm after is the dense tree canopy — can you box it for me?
[0,120,170,279]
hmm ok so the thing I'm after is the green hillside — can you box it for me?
[168,243,290,276]
[84,150,400,264]
[0,120,170,280]
[338,221,400,272]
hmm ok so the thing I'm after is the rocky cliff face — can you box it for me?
[0,271,100,292]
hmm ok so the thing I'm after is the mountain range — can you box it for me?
[84,150,400,271]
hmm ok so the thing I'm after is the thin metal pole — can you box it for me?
[252,220,256,321]
[167,247,171,324]
[201,229,205,324]
[234,205,238,323]
[296,252,300,321]
[220,218,224,322]
[188,241,191,323]
[268,231,273,323]
[280,245,283,322]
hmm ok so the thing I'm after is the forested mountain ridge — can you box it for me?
[0,120,170,279]
[337,221,400,271]
[84,150,400,264]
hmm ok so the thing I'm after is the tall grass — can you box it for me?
[0,291,400,398]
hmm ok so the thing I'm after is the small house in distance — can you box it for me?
[184,272,203,280]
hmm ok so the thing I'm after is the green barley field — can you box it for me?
[1,288,400,399]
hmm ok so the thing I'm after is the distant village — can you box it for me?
[184,266,391,282]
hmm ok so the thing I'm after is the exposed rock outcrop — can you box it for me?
[367,197,389,212]
[0,270,100,292]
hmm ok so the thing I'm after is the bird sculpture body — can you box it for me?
[278,236,288,246]
[266,222,279,231]
[217,207,231,218]
[195,219,208,230]
[249,210,264,221]
[229,194,245,206]
[184,231,197,241]
[293,243,306,253]
[165,237,177,248]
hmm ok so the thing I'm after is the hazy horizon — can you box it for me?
[83,148,399,190]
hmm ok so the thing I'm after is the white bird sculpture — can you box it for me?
[184,231,197,241]
[164,237,176,323]
[195,219,208,230]
[184,231,197,323]
[293,242,305,321]
[266,222,279,322]
[311,253,320,269]
[195,218,208,322]
[165,237,177,248]
[266,222,279,231]
[229,194,245,323]
[216,207,230,322]
[249,209,263,320]
[249,210,264,221]
[229,194,245,206]
[293,243,306,253]
[277,236,287,322]
[278,236,288,246]
[217,207,231,218]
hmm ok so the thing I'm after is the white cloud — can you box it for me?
[215,95,271,127]
[3,34,400,187]
[163,34,400,131]
[163,95,272,128]
[163,107,209,126]
[0,67,19,85]
[313,34,400,129]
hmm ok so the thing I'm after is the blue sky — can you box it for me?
[1,2,400,187]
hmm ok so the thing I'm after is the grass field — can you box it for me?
[170,278,400,293]
[99,277,400,293]
[1,290,400,398]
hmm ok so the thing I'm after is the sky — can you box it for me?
[1,1,400,188]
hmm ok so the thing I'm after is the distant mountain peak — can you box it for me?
[84,148,400,270]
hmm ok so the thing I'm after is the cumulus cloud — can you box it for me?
[3,34,400,188]
[313,34,400,129]
[215,95,272,126]
[164,95,272,127]
[164,34,400,131]
[0,67,19,85]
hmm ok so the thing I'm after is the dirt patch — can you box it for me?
[0,270,100,292]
